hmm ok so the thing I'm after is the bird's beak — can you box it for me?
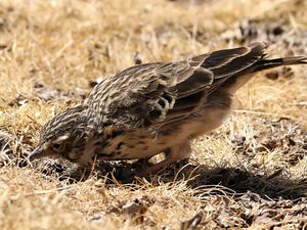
[28,146,44,161]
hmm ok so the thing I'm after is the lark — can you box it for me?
[29,42,307,173]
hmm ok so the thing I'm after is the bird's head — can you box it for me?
[29,105,91,164]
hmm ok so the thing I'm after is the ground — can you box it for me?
[0,0,306,229]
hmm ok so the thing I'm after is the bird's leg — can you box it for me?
[146,141,191,174]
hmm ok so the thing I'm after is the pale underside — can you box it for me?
[78,89,238,166]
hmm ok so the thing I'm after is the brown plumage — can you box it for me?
[29,42,307,173]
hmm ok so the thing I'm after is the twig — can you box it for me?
[24,185,75,196]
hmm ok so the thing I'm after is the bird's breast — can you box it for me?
[93,130,170,160]
[90,92,232,160]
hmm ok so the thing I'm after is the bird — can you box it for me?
[28,41,307,174]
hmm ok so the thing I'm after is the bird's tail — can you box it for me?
[253,56,307,72]
[220,55,307,95]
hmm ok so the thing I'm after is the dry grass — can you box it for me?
[0,0,306,229]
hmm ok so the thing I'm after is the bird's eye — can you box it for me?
[53,143,61,149]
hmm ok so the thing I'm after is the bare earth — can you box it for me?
[0,0,306,229]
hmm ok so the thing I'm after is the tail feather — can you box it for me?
[218,55,306,95]
[253,56,307,72]
[281,56,307,65]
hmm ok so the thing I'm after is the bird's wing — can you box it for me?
[85,60,213,129]
[200,42,267,79]
[195,41,267,94]
[85,42,267,129]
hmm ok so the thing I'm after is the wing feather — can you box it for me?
[85,42,268,129]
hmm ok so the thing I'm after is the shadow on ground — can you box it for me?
[4,117,306,201]
[26,158,306,201]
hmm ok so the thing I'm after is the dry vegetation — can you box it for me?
[0,0,306,229]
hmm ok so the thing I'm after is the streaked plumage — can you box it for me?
[29,42,307,173]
